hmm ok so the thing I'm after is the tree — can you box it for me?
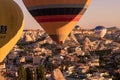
[36,65,46,80]
[17,66,26,80]
[32,69,37,80]
[26,67,32,80]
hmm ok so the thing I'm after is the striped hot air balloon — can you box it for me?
[94,26,107,39]
[22,0,91,44]
[0,0,24,62]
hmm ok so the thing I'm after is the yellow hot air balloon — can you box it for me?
[0,0,24,62]
[22,0,91,44]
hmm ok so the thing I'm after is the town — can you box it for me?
[0,26,120,80]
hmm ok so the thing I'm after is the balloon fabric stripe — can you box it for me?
[23,0,87,7]
[29,8,85,16]
[28,4,86,10]
[35,15,81,22]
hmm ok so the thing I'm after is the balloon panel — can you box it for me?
[40,19,81,43]
[23,0,91,44]
[95,26,106,30]
[0,0,24,62]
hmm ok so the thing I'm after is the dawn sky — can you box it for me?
[15,0,120,29]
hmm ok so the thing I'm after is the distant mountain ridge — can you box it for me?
[107,26,120,30]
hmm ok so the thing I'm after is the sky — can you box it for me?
[15,0,120,30]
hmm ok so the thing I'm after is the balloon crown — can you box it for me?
[95,26,106,30]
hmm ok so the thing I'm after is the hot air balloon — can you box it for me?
[0,0,24,62]
[74,25,81,30]
[22,0,91,44]
[94,26,107,39]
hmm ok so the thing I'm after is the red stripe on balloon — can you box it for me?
[34,15,81,22]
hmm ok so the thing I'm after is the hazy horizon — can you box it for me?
[15,0,120,30]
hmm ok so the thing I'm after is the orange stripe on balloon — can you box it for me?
[23,0,87,7]
[34,15,82,22]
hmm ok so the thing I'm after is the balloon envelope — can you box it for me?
[0,0,24,62]
[22,0,91,44]
[94,26,107,38]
